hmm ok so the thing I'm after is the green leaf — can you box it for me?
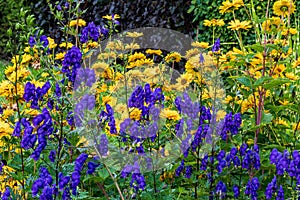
[263,78,291,89]
[249,43,264,52]
[253,76,273,88]
[236,76,252,88]
[261,112,273,124]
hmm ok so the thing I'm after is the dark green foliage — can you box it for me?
[0,0,35,60]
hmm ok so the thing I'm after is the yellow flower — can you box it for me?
[279,99,289,105]
[276,118,288,127]
[55,52,66,60]
[292,122,300,131]
[129,108,142,121]
[224,95,233,104]
[160,109,180,121]
[106,40,123,51]
[173,73,193,91]
[128,52,146,62]
[285,72,298,80]
[102,67,114,79]
[219,0,234,14]
[185,48,200,59]
[282,28,298,35]
[228,20,252,31]
[2,109,14,119]
[203,19,225,27]
[0,121,13,138]
[69,19,86,27]
[165,52,181,63]
[216,110,227,121]
[125,43,140,50]
[102,14,120,20]
[232,0,244,8]
[292,58,300,68]
[191,41,209,49]
[127,58,154,69]
[87,41,99,48]
[101,96,117,106]
[59,42,73,49]
[47,37,57,49]
[126,31,143,38]
[145,49,162,56]
[274,64,286,74]
[273,0,296,17]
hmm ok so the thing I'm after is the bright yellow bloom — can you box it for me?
[292,122,300,131]
[128,52,146,62]
[282,28,298,35]
[191,41,209,49]
[59,42,73,49]
[160,108,180,121]
[273,0,296,17]
[285,72,298,80]
[146,49,162,56]
[47,37,57,49]
[173,73,193,91]
[274,64,286,74]
[129,108,142,121]
[279,99,289,105]
[219,0,234,14]
[0,120,13,138]
[69,19,86,27]
[126,31,143,38]
[203,19,225,27]
[228,20,252,31]
[224,95,233,104]
[165,52,181,63]
[185,48,200,59]
[292,58,300,68]
[216,110,227,121]
[55,52,66,60]
[125,43,140,50]
[102,14,120,20]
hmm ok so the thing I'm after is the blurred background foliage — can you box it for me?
[0,0,299,61]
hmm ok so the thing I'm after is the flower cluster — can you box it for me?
[99,104,117,134]
[29,35,49,48]
[120,161,146,191]
[32,167,54,199]
[219,112,242,140]
[74,94,96,127]
[244,177,260,200]
[270,148,300,184]
[23,81,51,109]
[71,153,88,195]
[62,46,82,83]
[80,22,108,43]
[74,68,96,89]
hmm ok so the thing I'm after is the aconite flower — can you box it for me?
[69,19,86,27]
[228,20,252,31]
[273,0,296,17]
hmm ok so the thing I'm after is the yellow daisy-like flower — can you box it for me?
[276,118,289,127]
[185,48,200,59]
[216,110,227,121]
[203,19,225,27]
[173,73,193,91]
[165,52,181,63]
[292,122,300,131]
[101,96,117,106]
[69,19,86,27]
[274,64,286,74]
[262,17,283,32]
[191,41,209,49]
[125,43,140,50]
[55,52,66,60]
[285,72,298,80]
[87,41,99,48]
[292,58,300,68]
[102,67,114,79]
[126,31,143,38]
[282,28,298,35]
[129,108,142,121]
[219,0,234,14]
[102,14,120,20]
[145,49,162,56]
[224,95,233,104]
[279,99,289,105]
[232,0,244,8]
[160,108,180,121]
[0,120,13,138]
[228,20,252,31]
[47,37,57,49]
[273,0,296,17]
[128,52,146,62]
[59,42,73,49]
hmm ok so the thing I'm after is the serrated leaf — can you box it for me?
[261,112,273,124]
